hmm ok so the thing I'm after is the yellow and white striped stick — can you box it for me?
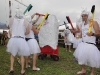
[36,13,48,29]
[88,5,95,33]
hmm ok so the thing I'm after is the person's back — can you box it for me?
[7,8,30,74]
[11,18,25,38]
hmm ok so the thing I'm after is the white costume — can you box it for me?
[25,15,41,54]
[73,23,100,68]
[64,29,72,45]
[7,8,30,56]
[38,15,59,49]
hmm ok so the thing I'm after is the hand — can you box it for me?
[36,13,39,15]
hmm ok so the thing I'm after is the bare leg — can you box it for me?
[10,54,14,71]
[68,45,71,52]
[25,56,29,68]
[32,54,40,70]
[90,67,95,75]
[77,65,86,74]
[32,54,37,69]
[65,45,68,51]
[20,56,25,74]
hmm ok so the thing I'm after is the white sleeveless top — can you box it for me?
[10,18,26,38]
[25,24,35,39]
[82,23,96,44]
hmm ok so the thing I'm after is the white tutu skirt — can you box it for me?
[27,39,41,54]
[73,42,100,68]
[73,38,82,48]
[7,38,30,56]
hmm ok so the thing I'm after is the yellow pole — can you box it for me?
[36,13,48,29]
[88,5,95,33]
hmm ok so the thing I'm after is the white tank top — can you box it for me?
[82,23,96,44]
[25,24,35,39]
[11,18,26,38]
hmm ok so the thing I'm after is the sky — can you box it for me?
[0,0,100,30]
[21,0,100,25]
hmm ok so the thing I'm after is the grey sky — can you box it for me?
[21,0,100,25]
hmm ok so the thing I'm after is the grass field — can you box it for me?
[0,44,100,75]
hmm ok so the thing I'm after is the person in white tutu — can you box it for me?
[24,13,41,71]
[73,9,100,75]
[64,26,72,52]
[7,8,30,75]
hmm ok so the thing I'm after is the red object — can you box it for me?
[40,45,58,55]
[36,13,45,16]
[66,16,74,30]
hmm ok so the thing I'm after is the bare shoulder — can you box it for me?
[93,20,100,30]
[93,20,98,25]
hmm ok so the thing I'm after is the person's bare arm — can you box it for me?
[87,21,100,36]
[32,15,40,25]
[24,20,30,35]
[75,25,81,33]
[31,25,39,34]
[31,13,36,19]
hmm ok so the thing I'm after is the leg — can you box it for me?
[65,43,68,51]
[32,54,40,71]
[77,65,86,74]
[20,56,25,74]
[4,40,6,45]
[10,54,15,71]
[90,67,95,75]
[25,56,29,68]
[68,45,71,52]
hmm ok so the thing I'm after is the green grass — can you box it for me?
[0,44,100,75]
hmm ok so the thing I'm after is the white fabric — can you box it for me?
[82,24,96,44]
[7,38,30,56]
[27,39,41,54]
[73,23,100,68]
[7,18,30,56]
[38,15,59,49]
[73,42,100,68]
[10,18,26,38]
[9,18,29,29]
[65,42,72,45]
[24,14,32,24]
[64,29,74,44]
[14,8,23,19]
[81,9,89,15]
[64,29,70,37]
[67,33,74,43]
[73,38,82,48]
[25,14,40,54]
[26,30,35,39]
[73,19,82,48]
[25,24,34,38]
